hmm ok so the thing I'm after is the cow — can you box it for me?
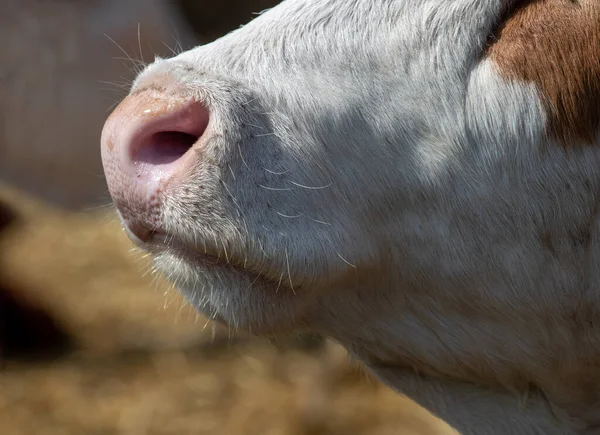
[100,1,600,433]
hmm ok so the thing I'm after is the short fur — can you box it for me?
[103,0,600,433]
[488,0,600,145]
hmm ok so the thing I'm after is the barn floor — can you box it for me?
[0,184,453,435]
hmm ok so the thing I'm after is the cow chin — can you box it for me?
[152,248,309,334]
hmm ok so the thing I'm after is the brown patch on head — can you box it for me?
[487,0,600,146]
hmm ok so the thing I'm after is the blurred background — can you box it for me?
[0,1,454,434]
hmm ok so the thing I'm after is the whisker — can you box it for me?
[97,80,131,90]
[213,234,221,260]
[289,181,332,190]
[285,249,296,295]
[107,100,122,112]
[241,96,259,106]
[263,168,290,175]
[137,22,144,63]
[201,315,212,332]
[83,202,116,213]
[243,122,265,130]
[336,252,357,269]
[245,262,269,290]
[161,40,179,57]
[104,33,145,75]
[256,236,272,260]
[221,236,230,264]
[174,36,184,56]
[237,143,251,170]
[276,211,304,219]
[111,57,147,67]
[258,184,293,191]
[227,164,237,180]
[275,272,284,294]
[221,179,244,214]
[309,218,332,226]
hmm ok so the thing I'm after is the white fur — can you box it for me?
[116,1,600,433]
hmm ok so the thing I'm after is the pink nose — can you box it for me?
[100,84,209,244]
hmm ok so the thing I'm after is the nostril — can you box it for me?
[112,97,210,169]
[135,130,200,165]
[101,95,210,233]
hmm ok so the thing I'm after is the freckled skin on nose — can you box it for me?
[100,83,210,245]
